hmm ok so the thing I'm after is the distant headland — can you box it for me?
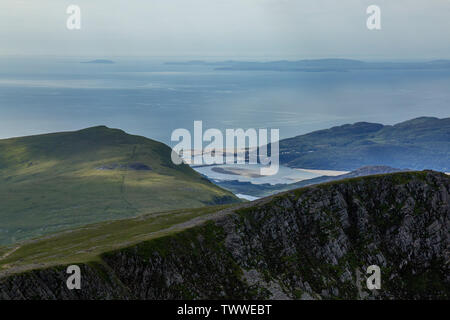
[81,59,115,64]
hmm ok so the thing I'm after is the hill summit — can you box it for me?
[0,126,238,245]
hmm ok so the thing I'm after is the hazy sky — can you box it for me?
[1,0,450,59]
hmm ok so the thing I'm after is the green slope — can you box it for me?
[279,117,450,171]
[0,205,232,271]
[0,126,239,245]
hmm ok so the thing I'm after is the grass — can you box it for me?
[0,204,232,271]
[0,126,239,245]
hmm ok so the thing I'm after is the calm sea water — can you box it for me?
[0,56,449,147]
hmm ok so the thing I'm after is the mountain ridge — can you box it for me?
[0,171,448,299]
[278,116,450,171]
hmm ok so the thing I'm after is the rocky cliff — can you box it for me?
[1,171,448,299]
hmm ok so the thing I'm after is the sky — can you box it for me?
[1,0,450,60]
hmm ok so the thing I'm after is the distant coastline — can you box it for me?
[81,59,115,64]
[164,59,450,72]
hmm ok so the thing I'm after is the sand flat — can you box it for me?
[295,168,349,176]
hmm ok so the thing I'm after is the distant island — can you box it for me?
[81,59,115,64]
[164,59,450,72]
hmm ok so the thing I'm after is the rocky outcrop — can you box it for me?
[1,171,448,299]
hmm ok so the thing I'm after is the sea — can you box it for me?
[1,56,449,190]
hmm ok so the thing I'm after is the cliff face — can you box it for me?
[1,171,449,300]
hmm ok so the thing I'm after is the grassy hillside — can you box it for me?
[0,126,239,245]
[0,205,232,272]
[279,117,450,171]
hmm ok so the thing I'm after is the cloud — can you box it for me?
[0,0,449,59]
